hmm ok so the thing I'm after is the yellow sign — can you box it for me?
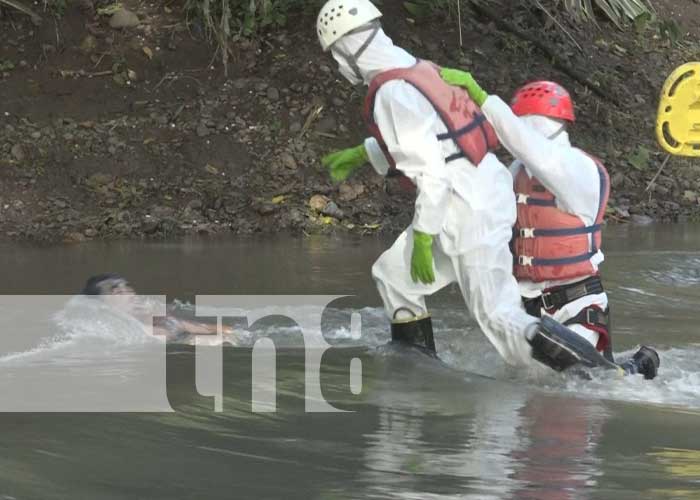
[656,62,700,157]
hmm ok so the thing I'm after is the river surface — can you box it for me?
[0,224,699,499]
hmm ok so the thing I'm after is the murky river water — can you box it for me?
[0,224,699,499]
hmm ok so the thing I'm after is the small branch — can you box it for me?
[457,0,463,47]
[58,69,113,78]
[298,106,324,140]
[645,154,671,192]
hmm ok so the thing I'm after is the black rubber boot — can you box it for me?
[529,316,623,373]
[620,346,660,380]
[390,315,436,355]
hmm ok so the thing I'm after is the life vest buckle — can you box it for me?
[541,292,555,311]
[518,255,533,266]
[519,227,535,238]
[516,193,529,204]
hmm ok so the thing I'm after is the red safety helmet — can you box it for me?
[510,81,575,122]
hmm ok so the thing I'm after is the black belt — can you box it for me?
[523,275,604,314]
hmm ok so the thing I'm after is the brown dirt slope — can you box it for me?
[0,0,699,242]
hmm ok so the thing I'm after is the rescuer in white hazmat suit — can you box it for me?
[316,0,619,373]
[437,69,659,379]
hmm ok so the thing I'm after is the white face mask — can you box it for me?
[332,48,363,85]
[330,22,381,86]
[521,114,566,140]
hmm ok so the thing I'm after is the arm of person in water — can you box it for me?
[151,316,234,336]
[480,95,600,224]
[169,318,235,335]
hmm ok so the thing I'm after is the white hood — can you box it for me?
[330,26,416,85]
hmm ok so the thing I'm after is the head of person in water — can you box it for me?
[81,273,135,296]
[81,273,138,314]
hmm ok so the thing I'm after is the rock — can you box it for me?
[187,199,203,210]
[338,182,365,202]
[280,152,297,170]
[630,214,654,225]
[289,208,304,225]
[289,122,302,133]
[683,190,697,203]
[314,115,337,134]
[614,206,630,219]
[610,172,626,188]
[309,194,329,211]
[109,9,140,29]
[10,144,25,161]
[332,97,345,107]
[63,232,86,243]
[142,216,160,234]
[196,123,210,137]
[654,185,669,196]
[84,228,98,237]
[267,87,280,101]
[80,35,97,53]
[255,202,276,215]
[151,206,175,219]
[321,201,344,219]
[30,131,41,140]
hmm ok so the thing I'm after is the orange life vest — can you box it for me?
[512,155,610,282]
[363,60,499,178]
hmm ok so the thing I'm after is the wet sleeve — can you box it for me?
[481,95,600,224]
[363,137,391,176]
[373,81,451,235]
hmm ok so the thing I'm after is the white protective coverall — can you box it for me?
[331,29,538,366]
[480,96,609,349]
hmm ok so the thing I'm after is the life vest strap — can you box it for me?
[515,193,557,207]
[436,113,488,141]
[531,251,598,267]
[445,151,465,163]
[517,224,602,238]
[520,251,598,268]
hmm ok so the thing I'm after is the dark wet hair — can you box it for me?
[81,273,127,295]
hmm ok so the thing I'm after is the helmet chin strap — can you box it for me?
[333,21,380,84]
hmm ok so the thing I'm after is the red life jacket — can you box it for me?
[512,155,610,282]
[362,60,499,179]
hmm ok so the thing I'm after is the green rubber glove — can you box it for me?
[321,144,369,183]
[440,67,489,107]
[411,230,435,284]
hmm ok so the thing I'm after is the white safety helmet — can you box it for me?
[317,0,382,51]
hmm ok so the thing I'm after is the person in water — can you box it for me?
[81,273,233,342]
